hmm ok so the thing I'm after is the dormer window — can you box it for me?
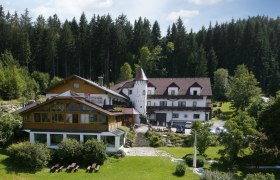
[193,91,197,95]
[167,82,179,95]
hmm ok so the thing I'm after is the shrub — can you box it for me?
[201,170,234,180]
[57,138,83,164]
[83,139,107,165]
[175,163,186,176]
[245,173,275,180]
[146,131,162,147]
[184,154,205,167]
[7,141,50,170]
[114,149,126,158]
[0,112,22,147]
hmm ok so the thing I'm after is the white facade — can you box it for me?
[125,80,147,123]
[29,131,125,152]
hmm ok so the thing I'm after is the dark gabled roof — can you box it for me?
[167,82,180,88]
[147,81,156,88]
[134,68,148,81]
[148,78,212,96]
[190,82,202,88]
[111,78,212,96]
[46,75,127,100]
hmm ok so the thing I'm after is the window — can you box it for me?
[89,114,97,123]
[193,114,200,119]
[129,90,132,94]
[34,113,41,122]
[143,90,146,95]
[52,113,64,123]
[50,134,63,146]
[148,90,152,95]
[34,133,47,144]
[101,136,115,147]
[66,134,80,141]
[120,134,125,146]
[160,101,167,106]
[178,101,186,107]
[193,90,197,95]
[171,90,175,95]
[172,113,179,118]
[147,101,151,106]
[184,114,188,118]
[73,82,80,89]
[41,113,50,122]
[99,114,108,124]
[52,103,65,111]
[81,105,94,112]
[67,103,80,112]
[193,101,197,107]
[84,135,97,142]
[80,114,97,123]
[23,113,31,122]
[66,114,78,123]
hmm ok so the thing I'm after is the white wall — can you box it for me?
[153,110,208,122]
[30,131,123,152]
[147,97,207,107]
[147,87,155,95]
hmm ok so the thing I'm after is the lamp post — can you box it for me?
[193,130,197,176]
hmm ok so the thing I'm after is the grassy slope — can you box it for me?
[159,146,223,159]
[0,150,199,180]
[212,102,234,120]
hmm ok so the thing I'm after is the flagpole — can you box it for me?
[193,130,197,172]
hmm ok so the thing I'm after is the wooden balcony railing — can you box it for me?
[23,122,108,132]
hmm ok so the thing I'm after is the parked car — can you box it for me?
[176,125,185,133]
[185,121,192,129]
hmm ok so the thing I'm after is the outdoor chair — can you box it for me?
[57,165,64,172]
[50,164,59,173]
[95,165,100,172]
[74,165,79,172]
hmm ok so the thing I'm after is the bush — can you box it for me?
[114,149,126,158]
[0,112,22,147]
[83,139,107,165]
[245,173,275,180]
[175,163,186,176]
[7,141,50,170]
[184,154,205,167]
[201,170,234,180]
[57,138,83,164]
[146,131,162,147]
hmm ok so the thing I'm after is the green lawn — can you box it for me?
[212,102,235,120]
[0,150,199,180]
[159,146,223,159]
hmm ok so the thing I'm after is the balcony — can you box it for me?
[146,106,212,112]
[23,122,108,132]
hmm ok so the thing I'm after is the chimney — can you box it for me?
[98,76,104,86]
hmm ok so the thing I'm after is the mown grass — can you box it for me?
[212,102,235,120]
[159,146,223,159]
[0,149,199,180]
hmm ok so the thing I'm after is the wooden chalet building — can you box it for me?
[19,75,139,152]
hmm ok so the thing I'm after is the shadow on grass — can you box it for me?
[0,148,37,174]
